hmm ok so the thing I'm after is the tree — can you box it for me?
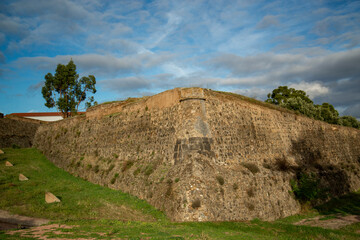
[339,116,359,129]
[279,97,322,120]
[319,103,339,124]
[265,86,313,106]
[42,59,96,118]
[265,86,360,128]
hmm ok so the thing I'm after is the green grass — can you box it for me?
[315,192,360,215]
[0,148,165,222]
[1,148,360,239]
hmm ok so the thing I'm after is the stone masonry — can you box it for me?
[33,88,360,221]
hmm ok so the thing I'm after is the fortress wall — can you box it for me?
[0,117,41,148]
[33,88,360,222]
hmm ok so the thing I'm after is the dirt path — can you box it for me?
[0,210,50,230]
[294,214,360,229]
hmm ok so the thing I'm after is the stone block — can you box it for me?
[45,192,61,203]
[5,161,13,167]
[19,174,29,181]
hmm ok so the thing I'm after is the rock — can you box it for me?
[0,149,4,154]
[5,161,13,167]
[45,192,61,203]
[19,174,28,181]
[0,210,49,230]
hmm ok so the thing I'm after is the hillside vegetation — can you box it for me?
[1,148,360,239]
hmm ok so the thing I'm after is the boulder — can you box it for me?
[19,174,29,181]
[5,161,13,167]
[45,192,60,203]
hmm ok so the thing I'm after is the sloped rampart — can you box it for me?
[33,88,360,221]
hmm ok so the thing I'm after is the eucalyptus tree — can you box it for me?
[42,59,96,118]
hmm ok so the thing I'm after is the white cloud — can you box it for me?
[289,81,329,98]
[13,52,174,77]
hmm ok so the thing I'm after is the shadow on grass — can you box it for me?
[315,191,360,215]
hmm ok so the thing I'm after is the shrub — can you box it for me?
[275,157,291,171]
[110,173,119,184]
[191,199,201,209]
[113,153,119,159]
[242,162,260,174]
[11,144,20,149]
[143,164,154,176]
[133,168,141,176]
[122,160,134,172]
[247,187,255,197]
[108,164,115,172]
[175,178,180,183]
[216,175,224,185]
[246,203,255,211]
[110,177,116,184]
[86,164,92,170]
[233,183,238,191]
[94,165,100,173]
[290,172,327,203]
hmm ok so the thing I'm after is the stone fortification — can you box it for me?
[0,117,41,148]
[33,88,360,221]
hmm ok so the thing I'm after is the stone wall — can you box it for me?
[0,117,41,148]
[33,88,360,221]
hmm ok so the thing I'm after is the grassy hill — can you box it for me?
[1,148,360,239]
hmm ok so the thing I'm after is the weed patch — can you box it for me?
[242,162,260,174]
[216,175,224,185]
[122,160,134,172]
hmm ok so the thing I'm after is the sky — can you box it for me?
[0,0,360,118]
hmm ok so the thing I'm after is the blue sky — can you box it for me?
[1,0,360,118]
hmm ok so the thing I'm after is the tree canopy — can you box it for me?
[265,86,313,105]
[266,86,359,129]
[42,59,97,118]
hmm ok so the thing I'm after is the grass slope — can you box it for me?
[0,148,165,221]
[1,148,360,239]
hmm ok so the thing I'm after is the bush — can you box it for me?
[242,162,260,174]
[122,160,134,172]
[12,144,21,149]
[247,188,255,197]
[108,164,115,172]
[275,157,291,171]
[143,164,154,176]
[133,168,141,176]
[216,175,225,185]
[110,173,119,184]
[191,199,201,209]
[290,172,327,203]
